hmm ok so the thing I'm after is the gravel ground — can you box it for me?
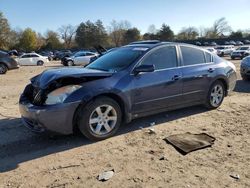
[0,59,249,188]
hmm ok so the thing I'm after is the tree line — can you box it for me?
[1,11,250,52]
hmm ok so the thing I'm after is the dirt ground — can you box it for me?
[0,58,249,188]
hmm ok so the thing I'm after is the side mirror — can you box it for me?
[133,64,155,75]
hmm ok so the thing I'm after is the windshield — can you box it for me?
[86,47,147,72]
[237,47,249,50]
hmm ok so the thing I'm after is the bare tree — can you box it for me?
[177,27,199,40]
[58,24,76,48]
[147,24,157,34]
[205,17,232,38]
[108,20,131,46]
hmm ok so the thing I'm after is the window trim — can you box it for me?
[131,44,180,75]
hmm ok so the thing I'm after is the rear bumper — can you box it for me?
[19,100,80,135]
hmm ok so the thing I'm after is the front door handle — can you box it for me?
[208,68,215,73]
[172,75,182,81]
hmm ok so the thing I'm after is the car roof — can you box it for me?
[22,53,40,56]
[126,41,207,50]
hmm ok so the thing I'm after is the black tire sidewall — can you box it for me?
[37,61,44,66]
[0,64,7,74]
[77,97,122,141]
[206,80,225,109]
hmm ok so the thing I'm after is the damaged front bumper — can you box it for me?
[19,100,81,135]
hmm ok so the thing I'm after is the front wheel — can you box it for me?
[76,97,122,141]
[67,60,74,66]
[37,61,44,66]
[205,81,225,109]
[0,64,7,74]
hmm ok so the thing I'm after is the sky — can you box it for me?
[1,0,250,35]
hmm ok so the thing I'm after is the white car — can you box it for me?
[63,51,98,66]
[205,48,217,54]
[215,46,235,57]
[18,53,48,66]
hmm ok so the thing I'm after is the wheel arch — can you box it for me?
[0,62,9,69]
[212,77,229,96]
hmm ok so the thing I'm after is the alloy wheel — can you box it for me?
[210,84,224,107]
[89,105,117,136]
[0,64,7,74]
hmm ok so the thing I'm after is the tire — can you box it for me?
[67,60,74,66]
[37,61,44,66]
[205,80,225,109]
[76,97,122,141]
[221,52,224,57]
[0,64,7,74]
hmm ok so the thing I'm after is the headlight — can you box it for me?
[45,85,82,105]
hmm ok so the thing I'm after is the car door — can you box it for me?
[30,54,39,65]
[74,52,86,65]
[131,45,183,114]
[19,54,31,65]
[179,45,214,103]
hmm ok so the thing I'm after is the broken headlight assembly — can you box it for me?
[45,85,82,105]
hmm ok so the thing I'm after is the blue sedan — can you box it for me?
[19,41,237,141]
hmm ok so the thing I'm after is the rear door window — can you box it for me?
[21,55,30,58]
[180,46,206,66]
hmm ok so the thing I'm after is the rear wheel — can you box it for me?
[0,64,7,74]
[205,81,225,109]
[76,97,122,141]
[67,60,74,66]
[37,60,44,66]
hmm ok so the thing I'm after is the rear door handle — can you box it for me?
[208,68,215,73]
[172,75,182,81]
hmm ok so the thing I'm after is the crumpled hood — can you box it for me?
[31,67,113,89]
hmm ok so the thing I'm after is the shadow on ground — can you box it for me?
[0,106,207,173]
[234,80,250,93]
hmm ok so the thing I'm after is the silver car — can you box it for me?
[241,56,250,80]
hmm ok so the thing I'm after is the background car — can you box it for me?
[19,41,237,141]
[205,47,217,54]
[231,46,250,60]
[0,50,19,74]
[54,50,72,60]
[216,46,235,57]
[39,51,54,61]
[236,41,244,46]
[229,40,236,45]
[210,42,217,46]
[62,51,98,66]
[18,53,48,66]
[244,40,250,44]
[240,56,250,80]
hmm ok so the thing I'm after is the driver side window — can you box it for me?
[141,46,178,70]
